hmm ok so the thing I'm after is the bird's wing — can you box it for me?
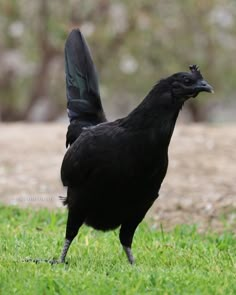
[61,122,126,187]
[61,129,94,186]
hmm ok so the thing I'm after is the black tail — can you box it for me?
[65,29,106,127]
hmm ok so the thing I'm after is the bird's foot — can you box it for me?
[23,258,67,265]
[47,259,68,265]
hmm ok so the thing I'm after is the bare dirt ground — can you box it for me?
[0,123,235,232]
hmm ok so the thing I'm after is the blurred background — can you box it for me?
[0,0,236,122]
[0,0,235,231]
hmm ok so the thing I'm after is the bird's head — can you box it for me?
[169,65,214,102]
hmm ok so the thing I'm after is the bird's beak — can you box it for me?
[195,80,214,94]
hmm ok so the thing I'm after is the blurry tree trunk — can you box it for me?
[179,2,215,122]
[24,0,60,121]
[0,70,20,121]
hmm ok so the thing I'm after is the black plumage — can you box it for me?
[59,29,213,264]
[65,29,106,147]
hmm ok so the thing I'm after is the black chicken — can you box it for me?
[59,29,213,264]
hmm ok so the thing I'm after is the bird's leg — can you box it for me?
[59,239,72,263]
[119,216,144,265]
[54,207,84,264]
[122,245,135,265]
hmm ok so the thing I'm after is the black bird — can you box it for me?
[59,29,213,264]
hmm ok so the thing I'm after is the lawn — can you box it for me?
[0,205,235,295]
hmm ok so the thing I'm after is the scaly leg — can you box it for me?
[58,207,84,263]
[119,213,146,265]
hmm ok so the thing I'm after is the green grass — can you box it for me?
[0,205,235,295]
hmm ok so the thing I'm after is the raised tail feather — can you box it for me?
[65,29,107,126]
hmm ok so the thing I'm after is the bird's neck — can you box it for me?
[122,89,182,148]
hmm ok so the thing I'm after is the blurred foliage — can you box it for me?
[0,0,236,121]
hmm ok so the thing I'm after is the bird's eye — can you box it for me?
[184,78,192,85]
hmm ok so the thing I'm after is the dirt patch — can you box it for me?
[0,123,235,232]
